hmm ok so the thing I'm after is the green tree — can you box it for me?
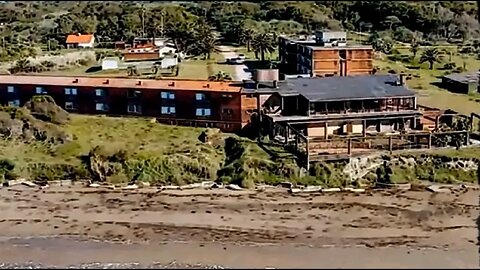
[240,28,255,52]
[208,71,232,81]
[194,19,218,60]
[420,47,442,70]
[251,32,276,61]
[10,58,31,74]
[410,40,420,58]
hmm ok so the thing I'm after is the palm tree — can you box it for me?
[208,71,232,82]
[251,32,276,62]
[420,48,442,70]
[194,20,218,60]
[410,39,420,58]
[10,58,31,74]
[240,28,255,52]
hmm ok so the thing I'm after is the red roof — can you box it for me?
[0,75,242,93]
[66,34,94,44]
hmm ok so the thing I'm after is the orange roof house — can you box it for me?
[65,34,95,49]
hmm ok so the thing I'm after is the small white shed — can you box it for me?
[101,57,120,70]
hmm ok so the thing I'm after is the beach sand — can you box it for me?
[0,184,478,268]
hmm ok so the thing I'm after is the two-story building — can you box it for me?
[0,75,257,132]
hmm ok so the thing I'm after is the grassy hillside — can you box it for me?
[374,46,480,115]
[0,98,478,187]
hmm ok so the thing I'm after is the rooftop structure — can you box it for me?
[0,75,241,92]
[274,75,414,102]
[65,34,95,49]
[441,72,480,94]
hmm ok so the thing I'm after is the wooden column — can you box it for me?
[362,120,367,137]
[466,131,470,145]
[388,136,393,152]
[347,138,352,155]
[256,94,262,122]
[324,122,328,139]
[306,137,310,171]
[285,125,289,145]
[428,133,432,149]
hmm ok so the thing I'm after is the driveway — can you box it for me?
[217,45,252,81]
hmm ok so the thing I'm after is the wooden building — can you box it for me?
[260,75,420,138]
[0,75,257,133]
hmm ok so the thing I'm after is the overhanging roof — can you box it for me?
[277,75,415,102]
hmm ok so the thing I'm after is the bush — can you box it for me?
[442,62,456,70]
[27,163,89,183]
[0,159,16,180]
[23,96,70,125]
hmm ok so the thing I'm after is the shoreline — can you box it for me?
[0,184,477,268]
[0,236,477,269]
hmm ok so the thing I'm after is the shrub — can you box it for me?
[0,159,17,181]
[442,62,456,70]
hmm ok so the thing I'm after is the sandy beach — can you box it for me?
[0,184,478,268]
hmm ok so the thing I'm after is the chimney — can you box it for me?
[136,80,142,86]
[203,83,210,88]
[272,80,278,88]
[103,79,109,84]
[168,82,175,87]
[399,74,405,86]
[72,78,79,83]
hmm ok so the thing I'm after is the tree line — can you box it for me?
[0,1,478,62]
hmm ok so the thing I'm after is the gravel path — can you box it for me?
[217,45,252,81]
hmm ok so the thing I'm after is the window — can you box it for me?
[95,89,106,97]
[195,93,206,101]
[8,100,20,107]
[196,108,211,117]
[65,88,78,95]
[161,106,176,114]
[95,103,108,111]
[127,104,142,113]
[128,89,142,98]
[65,102,75,110]
[161,91,175,100]
[7,86,15,93]
[222,108,233,115]
[35,86,47,94]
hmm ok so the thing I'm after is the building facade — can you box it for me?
[0,75,256,132]
[65,34,95,49]
[279,31,374,77]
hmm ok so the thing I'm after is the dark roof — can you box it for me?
[442,73,479,84]
[277,75,415,102]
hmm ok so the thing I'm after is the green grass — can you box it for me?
[400,146,480,159]
[233,46,279,62]
[177,52,236,80]
[374,46,480,114]
[0,114,224,166]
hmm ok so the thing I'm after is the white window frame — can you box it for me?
[195,93,206,101]
[95,103,108,112]
[161,91,175,100]
[8,99,20,107]
[7,86,15,93]
[65,88,78,95]
[65,101,75,110]
[95,89,106,97]
[127,104,142,113]
[36,86,47,94]
[196,108,211,117]
[161,106,176,115]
